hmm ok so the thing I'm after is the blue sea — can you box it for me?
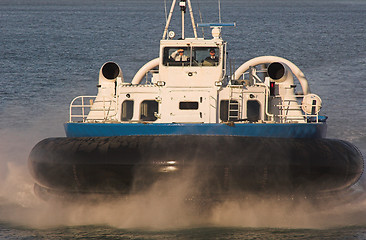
[1,0,366,239]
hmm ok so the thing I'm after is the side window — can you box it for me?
[179,102,199,110]
[140,100,158,121]
[121,100,134,121]
[247,100,260,122]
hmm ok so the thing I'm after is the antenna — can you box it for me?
[218,0,222,23]
[164,0,168,23]
[196,0,205,38]
[197,23,236,27]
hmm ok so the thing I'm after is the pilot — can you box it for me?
[171,49,189,61]
[203,48,219,66]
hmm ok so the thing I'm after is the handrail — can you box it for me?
[276,96,320,123]
[69,96,95,122]
[69,96,117,123]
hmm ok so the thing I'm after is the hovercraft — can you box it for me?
[29,0,363,199]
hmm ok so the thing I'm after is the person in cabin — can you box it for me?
[170,48,189,61]
[203,48,219,66]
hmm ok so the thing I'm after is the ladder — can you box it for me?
[228,87,241,121]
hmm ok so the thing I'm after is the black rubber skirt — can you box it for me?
[28,136,364,196]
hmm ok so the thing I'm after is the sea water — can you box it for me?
[0,0,366,239]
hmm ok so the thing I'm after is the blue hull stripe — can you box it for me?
[64,123,327,139]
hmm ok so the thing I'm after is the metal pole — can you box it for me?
[218,0,222,23]
[180,0,186,39]
[179,0,187,39]
[162,0,177,39]
[82,97,85,122]
[182,9,185,39]
[187,0,197,39]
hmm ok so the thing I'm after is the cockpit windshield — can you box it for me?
[163,47,220,67]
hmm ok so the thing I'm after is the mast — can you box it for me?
[162,0,177,39]
[180,0,185,39]
[187,0,198,38]
[162,0,198,40]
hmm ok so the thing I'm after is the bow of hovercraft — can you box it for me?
[28,1,364,200]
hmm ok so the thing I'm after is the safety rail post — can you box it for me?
[103,97,106,120]
[81,97,85,121]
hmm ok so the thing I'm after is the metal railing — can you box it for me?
[230,69,322,123]
[69,96,117,123]
[276,96,320,123]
